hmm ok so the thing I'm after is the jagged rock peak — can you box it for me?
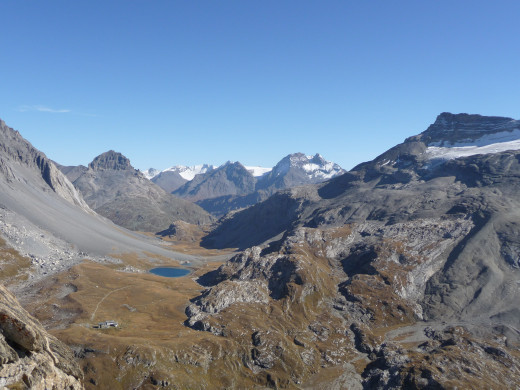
[416,112,520,146]
[89,150,133,171]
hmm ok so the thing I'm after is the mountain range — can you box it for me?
[148,153,345,216]
[2,113,520,388]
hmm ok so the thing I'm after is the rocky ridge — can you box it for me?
[173,161,256,202]
[0,120,90,212]
[150,170,187,193]
[414,112,520,146]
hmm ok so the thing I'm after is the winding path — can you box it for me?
[90,285,132,321]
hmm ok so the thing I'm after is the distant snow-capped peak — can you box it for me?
[163,164,215,181]
[142,168,160,180]
[145,153,344,183]
[271,153,345,180]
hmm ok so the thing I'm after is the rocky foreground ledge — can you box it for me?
[0,284,83,389]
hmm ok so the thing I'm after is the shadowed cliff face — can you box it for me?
[0,284,83,388]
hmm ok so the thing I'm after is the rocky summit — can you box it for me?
[88,150,133,171]
[61,150,213,232]
[412,112,520,146]
[173,161,256,201]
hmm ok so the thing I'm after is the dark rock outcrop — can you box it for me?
[88,150,133,171]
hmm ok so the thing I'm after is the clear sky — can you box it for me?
[1,1,520,171]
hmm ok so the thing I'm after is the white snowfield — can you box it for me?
[142,168,160,180]
[301,162,342,179]
[245,166,272,177]
[426,129,520,160]
[163,164,215,180]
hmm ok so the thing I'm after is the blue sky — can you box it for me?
[1,1,520,171]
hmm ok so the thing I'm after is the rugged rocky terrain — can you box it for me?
[0,283,84,388]
[0,118,233,388]
[62,150,213,232]
[185,113,520,388]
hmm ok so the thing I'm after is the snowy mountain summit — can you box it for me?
[416,112,520,161]
[269,152,345,181]
[163,164,215,181]
[145,153,345,216]
[371,113,520,171]
[142,168,160,180]
[146,164,214,181]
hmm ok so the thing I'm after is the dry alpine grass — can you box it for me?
[22,255,268,389]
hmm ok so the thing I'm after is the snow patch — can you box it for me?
[426,129,520,160]
[245,166,272,177]
[163,164,215,181]
[428,129,520,147]
[142,168,160,180]
[426,140,520,160]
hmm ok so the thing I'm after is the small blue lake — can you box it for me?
[149,267,191,278]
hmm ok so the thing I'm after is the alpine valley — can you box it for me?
[1,113,520,389]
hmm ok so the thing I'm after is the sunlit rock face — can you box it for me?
[0,284,84,389]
